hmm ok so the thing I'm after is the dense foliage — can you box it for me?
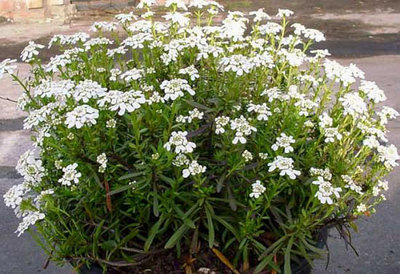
[2,0,399,272]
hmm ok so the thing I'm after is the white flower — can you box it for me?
[220,12,248,42]
[110,68,122,81]
[90,22,118,32]
[215,116,230,134]
[301,28,325,42]
[83,37,113,50]
[363,135,380,149]
[97,153,108,173]
[247,103,272,121]
[242,150,253,162]
[48,32,89,48]
[318,112,333,128]
[137,0,156,9]
[98,90,146,116]
[73,80,107,103]
[220,55,253,76]
[164,131,196,154]
[173,154,190,166]
[339,92,367,117]
[249,9,270,22]
[268,156,301,179]
[312,176,342,204]
[179,65,199,81]
[107,46,128,57]
[106,119,117,128]
[230,116,257,144]
[259,152,268,160]
[373,179,389,197]
[271,133,295,153]
[276,9,294,18]
[160,79,195,101]
[310,167,332,180]
[258,22,282,35]
[377,106,399,125]
[120,68,144,81]
[0,58,17,78]
[261,87,283,102]
[65,105,99,129]
[165,0,188,10]
[163,12,191,27]
[250,180,266,198]
[189,0,222,9]
[356,203,367,213]
[16,150,45,184]
[324,60,364,86]
[359,80,386,103]
[21,41,44,62]
[342,175,363,194]
[115,12,137,24]
[323,127,342,143]
[16,211,45,237]
[3,183,28,209]
[59,163,81,186]
[182,160,206,178]
[176,108,204,123]
[377,144,400,169]
[151,153,160,160]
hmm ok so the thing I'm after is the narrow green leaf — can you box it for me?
[205,206,215,248]
[144,215,164,251]
[284,236,294,274]
[254,255,273,274]
[164,224,189,249]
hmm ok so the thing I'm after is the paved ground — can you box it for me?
[1,1,400,273]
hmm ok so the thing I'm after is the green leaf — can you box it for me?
[213,215,239,240]
[254,255,273,274]
[183,99,211,111]
[118,172,144,181]
[284,236,294,274]
[144,215,164,251]
[158,174,176,185]
[108,184,136,196]
[164,224,190,249]
[205,206,215,248]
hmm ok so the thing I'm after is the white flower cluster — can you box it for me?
[182,160,207,178]
[21,41,44,62]
[214,116,230,134]
[268,156,301,179]
[242,150,253,162]
[16,150,45,185]
[0,58,17,78]
[160,78,195,101]
[271,133,295,153]
[98,90,146,116]
[97,153,108,173]
[73,80,107,103]
[65,105,99,129]
[247,103,272,121]
[176,108,204,123]
[378,144,400,169]
[342,175,363,194]
[164,131,196,154]
[15,211,45,237]
[249,180,266,198]
[58,163,82,186]
[312,176,342,204]
[230,116,257,144]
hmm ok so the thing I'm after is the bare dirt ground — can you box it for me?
[0,1,400,273]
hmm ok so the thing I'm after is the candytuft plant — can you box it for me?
[2,0,399,273]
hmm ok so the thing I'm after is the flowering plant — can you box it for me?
[2,0,399,272]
